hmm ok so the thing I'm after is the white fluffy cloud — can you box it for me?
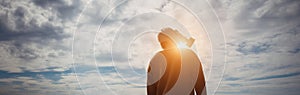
[0,0,299,95]
[209,0,300,94]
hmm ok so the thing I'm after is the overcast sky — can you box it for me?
[0,0,299,95]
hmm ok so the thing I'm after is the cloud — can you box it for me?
[0,73,82,95]
[209,0,300,94]
[0,5,68,42]
[236,42,271,55]
[0,0,81,73]
[0,68,72,81]
[0,0,299,95]
[0,1,83,94]
[32,0,83,20]
[250,71,300,81]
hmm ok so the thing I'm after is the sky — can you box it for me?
[0,0,299,95]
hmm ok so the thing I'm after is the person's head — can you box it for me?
[158,32,177,49]
[158,27,195,49]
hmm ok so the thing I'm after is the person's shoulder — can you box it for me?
[149,51,167,65]
[152,51,165,59]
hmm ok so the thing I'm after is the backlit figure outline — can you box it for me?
[147,28,206,95]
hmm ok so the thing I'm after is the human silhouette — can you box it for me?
[147,28,206,95]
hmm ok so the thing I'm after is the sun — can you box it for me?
[176,41,188,48]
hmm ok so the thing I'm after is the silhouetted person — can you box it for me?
[147,28,206,95]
